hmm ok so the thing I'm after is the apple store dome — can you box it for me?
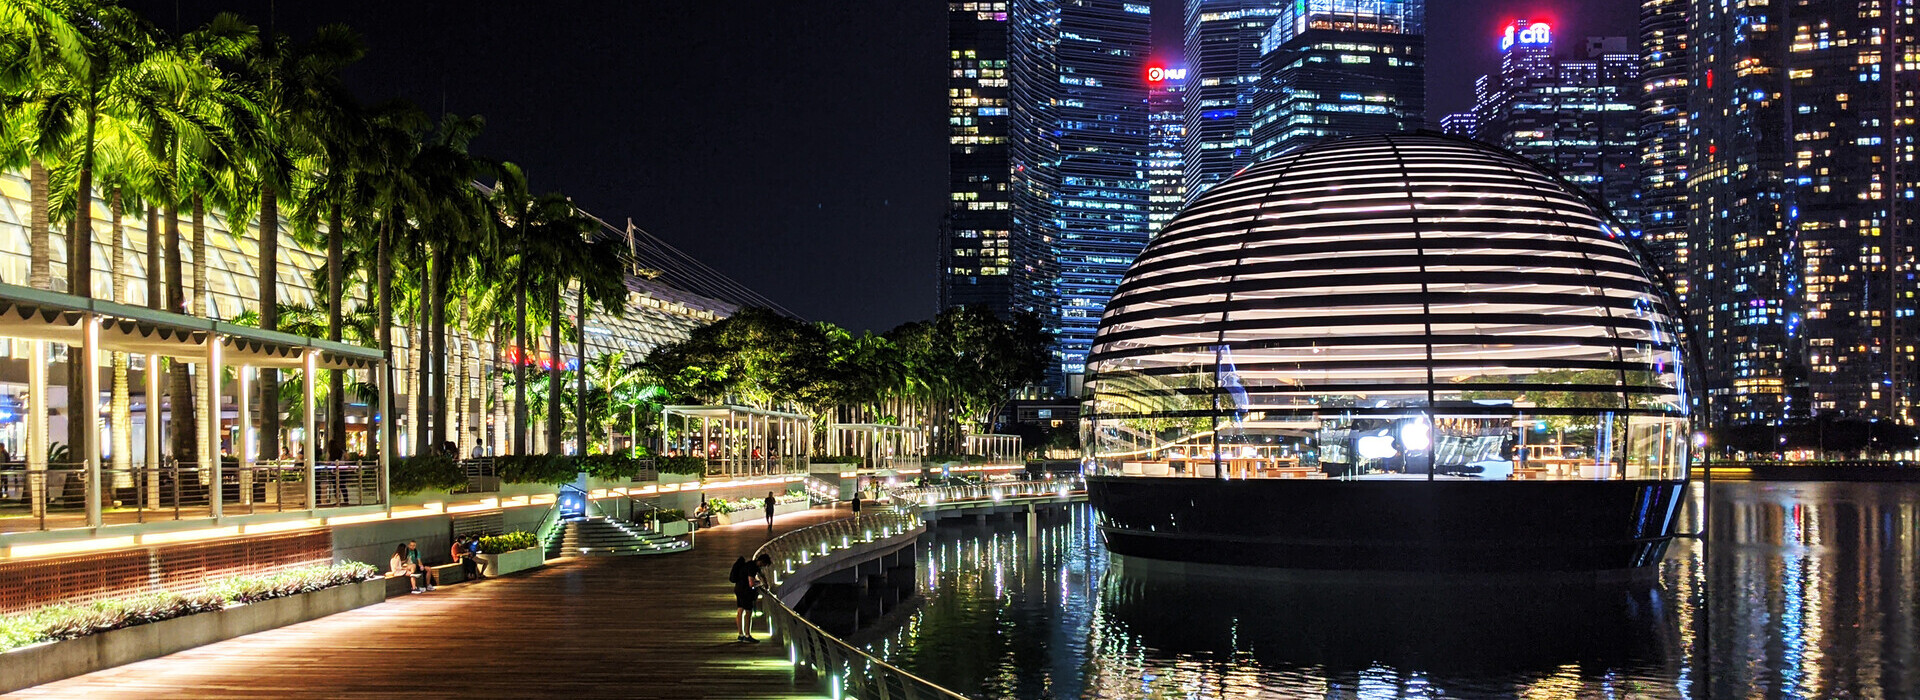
[1086,133,1689,483]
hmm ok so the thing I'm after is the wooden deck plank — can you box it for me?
[6,507,847,699]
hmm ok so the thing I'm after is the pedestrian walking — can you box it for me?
[763,492,776,534]
[850,494,861,517]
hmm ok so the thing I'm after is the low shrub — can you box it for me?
[0,562,378,654]
[706,497,734,514]
[477,531,540,554]
[387,454,466,495]
[656,455,706,475]
[578,453,649,481]
[652,508,685,523]
[809,455,864,465]
[496,454,580,485]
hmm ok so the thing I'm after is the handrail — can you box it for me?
[753,511,966,700]
[886,476,1086,510]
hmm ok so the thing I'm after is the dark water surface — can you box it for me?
[857,482,1920,699]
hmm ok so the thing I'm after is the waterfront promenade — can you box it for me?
[6,508,848,699]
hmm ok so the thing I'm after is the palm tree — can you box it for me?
[0,0,85,291]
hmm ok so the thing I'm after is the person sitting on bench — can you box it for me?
[391,543,426,593]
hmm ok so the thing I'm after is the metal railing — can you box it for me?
[753,510,964,700]
[886,476,1086,509]
[0,459,385,534]
[313,461,384,509]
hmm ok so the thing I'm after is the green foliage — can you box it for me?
[652,508,685,523]
[656,455,706,475]
[476,531,539,554]
[204,563,382,604]
[576,453,649,481]
[386,454,465,495]
[0,563,378,653]
[705,497,734,515]
[809,455,864,465]
[495,454,579,485]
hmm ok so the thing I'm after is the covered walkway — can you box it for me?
[8,508,852,699]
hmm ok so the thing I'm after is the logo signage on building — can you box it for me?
[1146,66,1186,83]
[1499,21,1551,51]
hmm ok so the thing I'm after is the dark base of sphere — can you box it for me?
[1087,475,1687,574]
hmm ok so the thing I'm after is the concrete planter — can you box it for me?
[774,500,810,516]
[0,577,386,695]
[477,547,544,576]
[658,520,691,536]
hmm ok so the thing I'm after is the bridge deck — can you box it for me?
[7,508,850,699]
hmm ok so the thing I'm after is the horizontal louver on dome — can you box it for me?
[1088,133,1687,421]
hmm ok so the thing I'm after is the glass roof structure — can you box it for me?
[1085,133,1689,482]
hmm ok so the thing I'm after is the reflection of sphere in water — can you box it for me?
[1096,559,1681,693]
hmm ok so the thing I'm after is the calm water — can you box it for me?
[854,482,1920,699]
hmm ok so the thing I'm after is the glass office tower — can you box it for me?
[1183,0,1291,205]
[1011,0,1153,388]
[1148,74,1188,237]
[1248,0,1426,161]
[1689,0,1920,424]
[1462,21,1642,237]
[941,2,1017,315]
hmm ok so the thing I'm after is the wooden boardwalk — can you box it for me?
[8,507,850,699]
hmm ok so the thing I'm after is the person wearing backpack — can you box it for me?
[729,553,773,642]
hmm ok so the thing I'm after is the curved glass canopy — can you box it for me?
[1085,133,1688,482]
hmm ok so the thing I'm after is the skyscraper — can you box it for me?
[1010,0,1153,388]
[1440,111,1478,137]
[1184,0,1291,204]
[1638,0,1689,306]
[1462,20,1642,234]
[1689,0,1920,424]
[1247,0,1426,162]
[1148,71,1188,236]
[940,2,1016,314]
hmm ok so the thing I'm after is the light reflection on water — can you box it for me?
[858,482,1920,699]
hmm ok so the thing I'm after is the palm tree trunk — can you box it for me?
[430,254,449,450]
[376,220,394,460]
[192,200,209,465]
[67,159,95,463]
[109,191,130,475]
[513,275,528,455]
[576,290,587,455]
[547,283,562,455]
[146,206,160,310]
[259,186,280,461]
[414,255,432,456]
[326,204,345,460]
[166,207,193,464]
[28,161,50,290]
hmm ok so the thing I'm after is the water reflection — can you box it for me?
[859,482,1920,699]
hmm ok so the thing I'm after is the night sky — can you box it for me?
[125,0,1635,332]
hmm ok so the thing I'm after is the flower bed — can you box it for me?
[0,563,385,693]
[477,531,540,554]
[0,562,378,654]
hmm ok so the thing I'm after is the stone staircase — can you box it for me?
[553,516,692,557]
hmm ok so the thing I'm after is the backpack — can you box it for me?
[729,557,747,584]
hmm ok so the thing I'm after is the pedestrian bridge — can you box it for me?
[886,478,1087,521]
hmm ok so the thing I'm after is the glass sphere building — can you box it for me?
[1083,133,1691,572]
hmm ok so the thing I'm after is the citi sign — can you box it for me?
[1146,66,1186,83]
[1499,21,1551,51]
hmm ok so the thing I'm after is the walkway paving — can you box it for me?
[7,507,852,699]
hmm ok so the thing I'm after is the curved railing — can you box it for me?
[753,510,966,700]
[885,476,1086,509]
